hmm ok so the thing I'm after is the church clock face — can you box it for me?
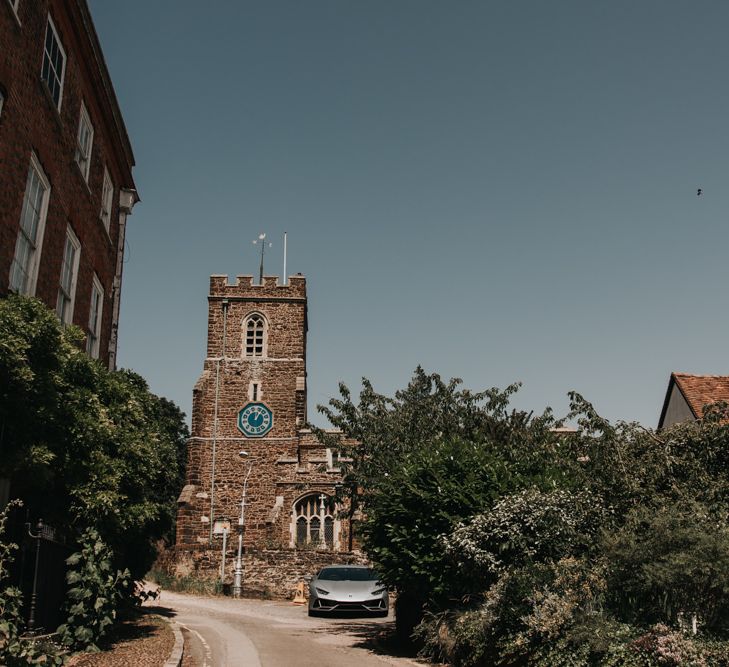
[237,402,273,437]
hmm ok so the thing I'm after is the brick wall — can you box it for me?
[0,0,135,365]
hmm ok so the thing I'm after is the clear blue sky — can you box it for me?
[89,1,729,428]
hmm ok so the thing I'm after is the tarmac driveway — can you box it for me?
[157,590,422,667]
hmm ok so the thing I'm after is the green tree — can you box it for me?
[0,295,188,579]
[317,368,561,637]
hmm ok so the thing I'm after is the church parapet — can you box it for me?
[208,274,307,300]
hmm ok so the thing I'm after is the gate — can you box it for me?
[5,507,71,632]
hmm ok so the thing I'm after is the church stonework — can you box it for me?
[172,274,362,597]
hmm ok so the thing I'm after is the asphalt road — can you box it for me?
[157,591,422,667]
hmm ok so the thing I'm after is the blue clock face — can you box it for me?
[237,402,273,437]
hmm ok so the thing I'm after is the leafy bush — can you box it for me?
[445,488,607,578]
[322,370,729,661]
[147,568,223,596]
[0,295,188,580]
[630,624,713,667]
[57,528,130,651]
[0,501,27,662]
[604,501,729,629]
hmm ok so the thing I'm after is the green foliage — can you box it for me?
[629,624,724,667]
[604,501,729,628]
[322,370,729,664]
[317,368,561,634]
[0,500,26,661]
[445,488,607,578]
[0,295,188,579]
[563,394,729,518]
[361,437,512,603]
[57,528,130,652]
[416,558,611,666]
[147,568,223,596]
[318,367,562,505]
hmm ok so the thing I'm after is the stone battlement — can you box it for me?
[209,274,306,300]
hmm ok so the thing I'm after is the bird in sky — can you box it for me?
[697,188,703,196]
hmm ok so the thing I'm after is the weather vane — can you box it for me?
[252,233,272,284]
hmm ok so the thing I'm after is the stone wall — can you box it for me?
[176,274,353,554]
[174,272,366,598]
[164,546,369,600]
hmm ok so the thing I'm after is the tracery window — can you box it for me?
[294,494,334,549]
[244,313,266,357]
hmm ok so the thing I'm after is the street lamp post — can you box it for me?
[26,519,44,633]
[232,451,253,598]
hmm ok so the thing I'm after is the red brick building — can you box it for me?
[173,274,363,597]
[0,0,137,368]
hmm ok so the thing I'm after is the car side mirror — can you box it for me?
[304,575,313,583]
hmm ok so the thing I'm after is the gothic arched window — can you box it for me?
[244,313,266,357]
[293,494,334,549]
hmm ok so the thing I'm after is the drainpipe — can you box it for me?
[209,299,229,544]
[108,188,139,371]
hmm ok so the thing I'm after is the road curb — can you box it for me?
[163,620,184,667]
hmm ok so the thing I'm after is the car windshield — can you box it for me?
[317,567,379,582]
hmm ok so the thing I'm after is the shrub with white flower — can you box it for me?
[444,487,606,576]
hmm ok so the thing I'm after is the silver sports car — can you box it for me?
[308,565,388,617]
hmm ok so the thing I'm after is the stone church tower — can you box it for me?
[174,274,360,596]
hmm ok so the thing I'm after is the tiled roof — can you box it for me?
[672,373,729,418]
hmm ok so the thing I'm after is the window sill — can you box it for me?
[276,457,298,465]
[37,79,63,130]
[70,160,95,211]
[73,160,93,196]
[99,216,113,247]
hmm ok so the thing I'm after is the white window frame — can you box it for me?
[56,226,80,325]
[100,166,113,232]
[243,312,267,358]
[75,102,94,181]
[7,0,20,24]
[87,274,104,358]
[41,15,66,110]
[9,154,50,296]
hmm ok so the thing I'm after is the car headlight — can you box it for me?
[315,587,330,595]
[371,587,387,595]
